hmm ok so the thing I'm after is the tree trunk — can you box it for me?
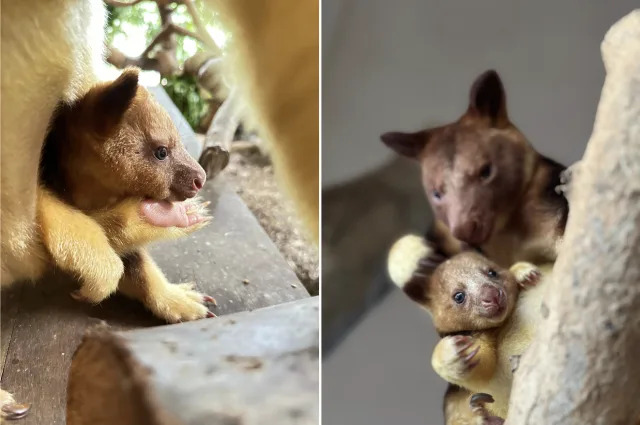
[505,9,640,425]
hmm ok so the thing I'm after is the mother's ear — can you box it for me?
[381,129,431,158]
[466,69,509,128]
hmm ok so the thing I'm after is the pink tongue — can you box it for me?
[140,200,201,228]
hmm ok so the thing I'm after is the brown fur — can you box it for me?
[382,70,568,266]
[391,238,549,423]
[401,249,521,336]
[41,68,206,209]
[37,68,213,317]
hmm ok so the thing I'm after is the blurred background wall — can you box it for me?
[321,1,638,424]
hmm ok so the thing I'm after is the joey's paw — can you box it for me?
[140,197,212,230]
[440,335,480,377]
[469,393,504,425]
[147,282,217,323]
[510,262,541,288]
[0,389,30,421]
[388,234,442,288]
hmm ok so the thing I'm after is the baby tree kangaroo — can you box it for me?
[388,235,552,424]
[38,67,216,323]
[381,70,568,267]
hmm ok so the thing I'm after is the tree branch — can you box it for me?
[198,87,240,178]
[505,9,640,425]
[138,23,201,58]
[179,0,220,53]
[107,0,218,76]
[104,0,146,7]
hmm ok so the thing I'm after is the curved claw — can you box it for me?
[464,346,480,363]
[521,270,541,286]
[470,393,504,425]
[453,335,472,350]
[470,393,494,408]
[203,295,217,306]
[2,402,31,420]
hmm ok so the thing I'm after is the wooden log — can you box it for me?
[67,297,319,425]
[199,88,241,179]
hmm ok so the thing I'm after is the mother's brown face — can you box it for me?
[421,128,525,247]
[381,70,532,248]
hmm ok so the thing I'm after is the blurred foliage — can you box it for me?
[106,3,159,46]
[162,74,209,130]
[105,1,226,131]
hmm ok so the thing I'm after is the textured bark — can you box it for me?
[505,10,640,425]
[67,298,318,425]
[199,87,240,178]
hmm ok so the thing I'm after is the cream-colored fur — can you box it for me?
[431,262,553,418]
[37,188,209,304]
[1,0,107,286]
[387,234,432,288]
[1,0,108,416]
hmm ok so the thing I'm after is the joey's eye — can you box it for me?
[453,292,465,304]
[480,164,493,180]
[433,190,442,200]
[487,269,498,278]
[154,146,168,160]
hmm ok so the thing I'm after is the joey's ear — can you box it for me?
[93,67,140,133]
[381,130,430,158]
[402,276,432,307]
[467,70,509,127]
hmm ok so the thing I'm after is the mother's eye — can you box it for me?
[433,190,443,200]
[487,269,498,278]
[154,146,169,160]
[453,292,465,304]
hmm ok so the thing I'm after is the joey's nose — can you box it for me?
[192,169,206,192]
[482,293,500,306]
[480,286,503,309]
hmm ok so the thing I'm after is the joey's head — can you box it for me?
[388,234,519,335]
[70,68,206,202]
[425,253,519,334]
[381,70,537,246]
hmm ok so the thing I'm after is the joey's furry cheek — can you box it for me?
[140,199,209,228]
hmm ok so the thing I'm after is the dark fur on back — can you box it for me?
[537,155,568,233]
[40,102,72,199]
